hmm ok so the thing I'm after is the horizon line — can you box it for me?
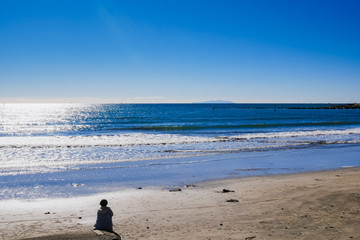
[0,99,356,105]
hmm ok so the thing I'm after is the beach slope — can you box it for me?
[1,167,359,240]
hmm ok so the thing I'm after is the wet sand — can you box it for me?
[1,167,359,240]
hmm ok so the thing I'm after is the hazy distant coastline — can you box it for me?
[195,100,236,104]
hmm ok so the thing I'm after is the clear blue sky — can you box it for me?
[1,0,359,103]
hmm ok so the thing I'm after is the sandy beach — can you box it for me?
[1,167,359,240]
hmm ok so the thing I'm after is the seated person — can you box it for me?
[94,199,114,232]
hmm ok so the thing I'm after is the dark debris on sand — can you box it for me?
[245,236,256,240]
[222,189,235,193]
[169,187,182,192]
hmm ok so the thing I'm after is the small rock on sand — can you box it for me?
[169,188,182,192]
[245,236,256,240]
[222,189,235,193]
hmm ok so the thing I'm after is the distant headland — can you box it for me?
[195,100,236,104]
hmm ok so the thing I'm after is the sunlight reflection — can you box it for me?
[0,103,89,136]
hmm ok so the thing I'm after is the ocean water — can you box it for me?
[1,103,360,199]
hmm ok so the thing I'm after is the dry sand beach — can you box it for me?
[1,167,359,240]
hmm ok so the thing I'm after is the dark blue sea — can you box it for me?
[1,103,360,199]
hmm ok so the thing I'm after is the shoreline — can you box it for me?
[1,167,359,240]
[2,143,360,201]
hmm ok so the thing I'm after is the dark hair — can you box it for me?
[100,199,108,207]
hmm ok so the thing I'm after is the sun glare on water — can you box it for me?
[0,103,89,136]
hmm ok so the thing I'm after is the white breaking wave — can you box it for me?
[231,128,360,140]
[0,133,212,148]
[0,128,360,148]
[0,127,360,177]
